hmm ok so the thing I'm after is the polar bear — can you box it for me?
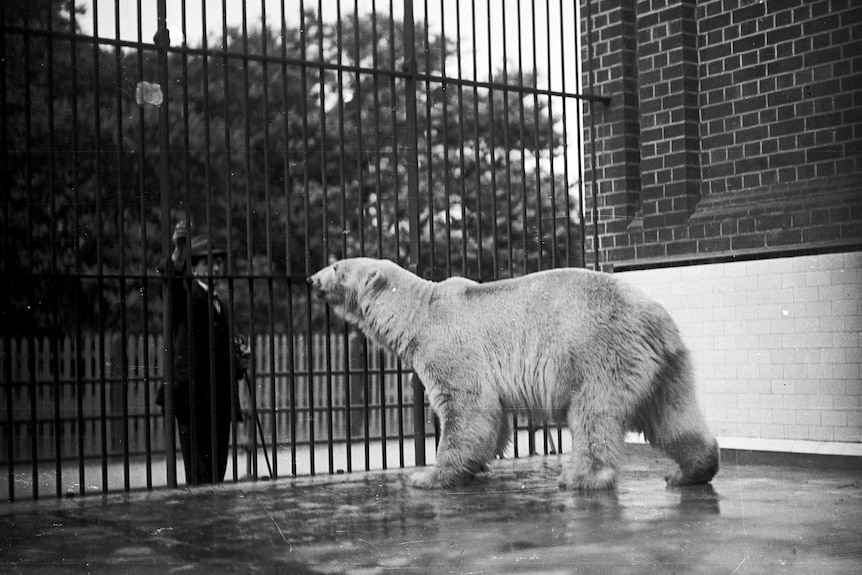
[308,258,719,490]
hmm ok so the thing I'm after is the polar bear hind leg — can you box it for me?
[639,349,720,486]
[559,388,625,491]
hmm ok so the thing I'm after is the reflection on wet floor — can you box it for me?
[1,445,860,574]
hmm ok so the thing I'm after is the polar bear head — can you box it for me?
[307,258,393,324]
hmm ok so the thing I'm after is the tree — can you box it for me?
[2,4,581,336]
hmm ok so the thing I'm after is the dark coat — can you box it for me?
[165,262,242,425]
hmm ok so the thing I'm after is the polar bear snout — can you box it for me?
[307,273,326,298]
[308,268,342,303]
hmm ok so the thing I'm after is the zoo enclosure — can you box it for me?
[1,0,605,501]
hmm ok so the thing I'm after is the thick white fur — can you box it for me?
[308,258,719,490]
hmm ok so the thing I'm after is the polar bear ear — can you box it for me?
[364,268,388,294]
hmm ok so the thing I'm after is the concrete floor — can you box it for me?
[1,445,860,574]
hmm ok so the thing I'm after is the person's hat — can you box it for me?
[190,234,228,259]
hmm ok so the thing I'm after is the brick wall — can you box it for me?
[699,0,861,197]
[619,251,862,444]
[581,0,862,268]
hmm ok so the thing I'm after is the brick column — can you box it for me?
[636,0,702,238]
[581,0,641,269]
[582,0,703,267]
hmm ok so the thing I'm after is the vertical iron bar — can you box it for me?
[370,2,385,470]
[0,3,14,501]
[471,0,483,278]
[370,4,388,467]
[183,62,198,487]
[279,0,295,480]
[260,0,278,481]
[178,0,193,487]
[316,0,328,476]
[346,0,366,473]
[544,0,557,272]
[70,3,86,496]
[395,6,415,463]
[46,3,63,498]
[532,0,549,454]
[372,1,383,261]
[341,4,354,473]
[500,1,519,457]
[531,0,543,277]
[403,0,425,468]
[516,0,528,278]
[136,0,154,490]
[501,3,513,279]
[388,1,401,267]
[515,0,535,457]
[156,0,177,488]
[181,0,200,486]
[455,0,468,276]
[486,0,498,280]
[299,0,315,478]
[240,0,257,481]
[439,2,452,275]
[559,0,574,268]
[20,6,38,500]
[219,0,237,483]
[422,0,435,282]
[114,0,131,491]
[556,0,571,451]
[0,0,11,502]
[182,9,202,489]
[368,4,383,471]
[332,0,347,474]
[91,0,109,496]
[411,0,435,467]
[287,298,298,478]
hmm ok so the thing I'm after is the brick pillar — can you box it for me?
[581,0,641,269]
[636,0,702,237]
[582,0,703,268]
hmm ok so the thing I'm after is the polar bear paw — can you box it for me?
[665,469,710,487]
[411,466,484,489]
[410,470,449,489]
[558,466,617,491]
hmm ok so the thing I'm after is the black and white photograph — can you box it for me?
[1,0,860,572]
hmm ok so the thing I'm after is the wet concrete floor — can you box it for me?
[1,445,860,574]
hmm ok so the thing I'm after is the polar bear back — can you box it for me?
[409,268,685,414]
[429,268,675,351]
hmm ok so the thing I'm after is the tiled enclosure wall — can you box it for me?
[618,251,862,443]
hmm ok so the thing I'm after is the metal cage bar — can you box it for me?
[0,0,598,501]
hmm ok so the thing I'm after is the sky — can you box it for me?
[71,0,583,94]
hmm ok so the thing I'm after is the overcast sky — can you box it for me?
[71,0,582,93]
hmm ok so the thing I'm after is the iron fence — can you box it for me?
[1,0,604,501]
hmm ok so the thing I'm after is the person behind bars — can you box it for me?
[159,221,244,485]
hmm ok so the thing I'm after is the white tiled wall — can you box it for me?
[618,252,862,444]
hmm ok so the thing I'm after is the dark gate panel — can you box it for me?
[1,0,601,501]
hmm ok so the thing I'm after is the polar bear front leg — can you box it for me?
[410,417,466,489]
[410,395,500,489]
